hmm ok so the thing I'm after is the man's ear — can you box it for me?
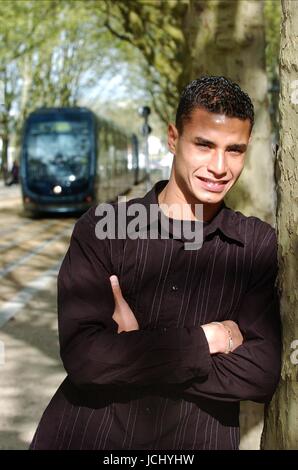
[167,123,179,154]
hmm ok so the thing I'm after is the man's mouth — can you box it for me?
[195,176,229,192]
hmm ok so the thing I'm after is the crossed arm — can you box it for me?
[110,274,243,356]
[58,213,282,404]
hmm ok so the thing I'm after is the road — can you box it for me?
[0,181,263,450]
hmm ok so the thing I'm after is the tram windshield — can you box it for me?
[25,117,92,188]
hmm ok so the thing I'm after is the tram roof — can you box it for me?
[28,106,130,137]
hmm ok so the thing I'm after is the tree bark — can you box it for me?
[0,70,12,180]
[261,0,298,450]
[183,0,275,224]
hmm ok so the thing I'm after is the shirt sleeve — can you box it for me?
[180,224,282,404]
[58,210,212,388]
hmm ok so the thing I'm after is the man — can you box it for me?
[30,76,281,450]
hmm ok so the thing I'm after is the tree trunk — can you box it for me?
[0,132,9,182]
[183,0,275,224]
[261,0,298,450]
[0,70,11,181]
[13,53,33,159]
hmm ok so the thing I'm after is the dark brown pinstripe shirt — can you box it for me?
[30,180,282,450]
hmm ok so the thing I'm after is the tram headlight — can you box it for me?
[53,185,62,194]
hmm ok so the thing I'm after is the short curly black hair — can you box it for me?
[175,76,254,134]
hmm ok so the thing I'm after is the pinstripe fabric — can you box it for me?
[29,180,281,450]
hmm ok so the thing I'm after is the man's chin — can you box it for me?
[190,188,227,205]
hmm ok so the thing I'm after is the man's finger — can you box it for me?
[109,275,124,304]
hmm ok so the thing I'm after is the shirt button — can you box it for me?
[145,407,151,414]
[171,285,179,291]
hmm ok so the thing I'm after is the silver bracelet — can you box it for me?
[225,330,233,354]
[211,322,233,354]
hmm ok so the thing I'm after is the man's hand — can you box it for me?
[201,320,243,355]
[110,275,139,334]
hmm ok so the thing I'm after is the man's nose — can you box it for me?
[207,150,227,176]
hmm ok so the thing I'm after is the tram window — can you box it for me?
[114,131,122,176]
[107,130,115,178]
[98,123,109,178]
[25,119,91,182]
[120,136,128,173]
[97,119,131,179]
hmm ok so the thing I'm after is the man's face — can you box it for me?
[168,107,251,205]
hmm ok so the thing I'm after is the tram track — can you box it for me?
[0,225,73,280]
[0,220,59,253]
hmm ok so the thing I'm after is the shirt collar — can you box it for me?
[136,179,245,245]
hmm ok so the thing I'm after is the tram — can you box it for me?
[20,107,145,215]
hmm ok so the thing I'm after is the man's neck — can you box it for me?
[157,178,223,222]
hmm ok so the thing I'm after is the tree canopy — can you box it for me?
[0,0,282,174]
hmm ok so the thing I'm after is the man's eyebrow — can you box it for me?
[194,137,215,146]
[194,137,247,152]
[226,143,247,152]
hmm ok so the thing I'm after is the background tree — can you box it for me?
[0,0,59,175]
[1,0,283,208]
[0,0,153,176]
[98,0,187,124]
[264,0,281,136]
[261,0,298,450]
[184,0,276,223]
[100,0,280,223]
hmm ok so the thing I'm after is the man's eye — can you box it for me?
[228,149,241,155]
[196,143,209,148]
